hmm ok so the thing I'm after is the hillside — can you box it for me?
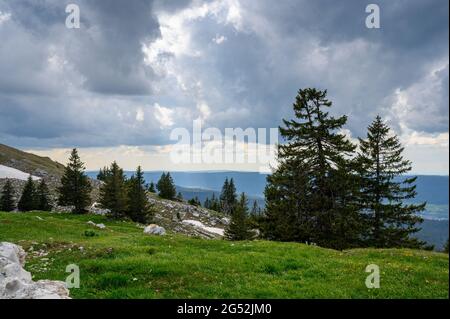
[0,144,103,205]
[0,211,448,299]
[0,144,65,179]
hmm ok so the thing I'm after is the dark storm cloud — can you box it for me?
[186,0,449,137]
[0,0,448,149]
[6,0,160,95]
[0,0,191,147]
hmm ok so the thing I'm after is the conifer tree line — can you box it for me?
[156,172,177,200]
[96,162,153,223]
[0,176,52,212]
[0,179,15,212]
[261,88,427,250]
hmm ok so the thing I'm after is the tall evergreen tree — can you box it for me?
[126,166,152,223]
[263,88,360,248]
[225,193,253,241]
[156,172,176,200]
[0,179,15,212]
[263,159,314,242]
[97,166,111,182]
[18,175,37,212]
[250,200,260,217]
[188,196,201,206]
[358,116,425,248]
[210,193,221,212]
[58,149,92,214]
[248,200,262,229]
[99,161,128,219]
[220,178,237,215]
[36,179,52,211]
[148,182,156,193]
[205,193,221,211]
[204,197,211,209]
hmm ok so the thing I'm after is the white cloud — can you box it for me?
[389,61,449,133]
[197,101,211,120]
[143,0,244,82]
[0,11,11,25]
[136,108,145,122]
[212,34,227,44]
[402,131,449,147]
[154,103,174,128]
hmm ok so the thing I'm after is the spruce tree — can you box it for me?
[358,116,425,248]
[58,149,92,214]
[210,193,221,212]
[263,88,359,248]
[126,166,152,223]
[99,161,128,219]
[225,193,252,241]
[220,178,229,213]
[263,159,314,242]
[248,200,262,229]
[204,197,211,209]
[97,166,111,182]
[156,172,176,200]
[18,175,37,212]
[36,179,52,211]
[188,196,201,206]
[250,200,260,217]
[220,178,237,215]
[148,182,156,193]
[0,179,16,212]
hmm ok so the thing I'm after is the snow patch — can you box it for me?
[0,165,40,181]
[182,219,225,236]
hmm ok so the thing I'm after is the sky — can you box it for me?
[0,0,448,174]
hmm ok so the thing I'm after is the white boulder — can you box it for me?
[143,224,166,236]
[0,242,70,299]
[88,202,110,216]
[87,221,106,229]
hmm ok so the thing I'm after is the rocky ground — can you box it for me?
[147,193,229,239]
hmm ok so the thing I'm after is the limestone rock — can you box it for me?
[0,242,70,299]
[143,224,166,236]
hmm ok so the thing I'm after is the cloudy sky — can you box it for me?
[0,0,448,174]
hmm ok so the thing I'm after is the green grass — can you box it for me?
[0,212,448,299]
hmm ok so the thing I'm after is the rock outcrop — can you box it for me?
[0,242,70,299]
[148,195,227,239]
[143,224,166,236]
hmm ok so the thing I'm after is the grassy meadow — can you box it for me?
[0,211,448,299]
